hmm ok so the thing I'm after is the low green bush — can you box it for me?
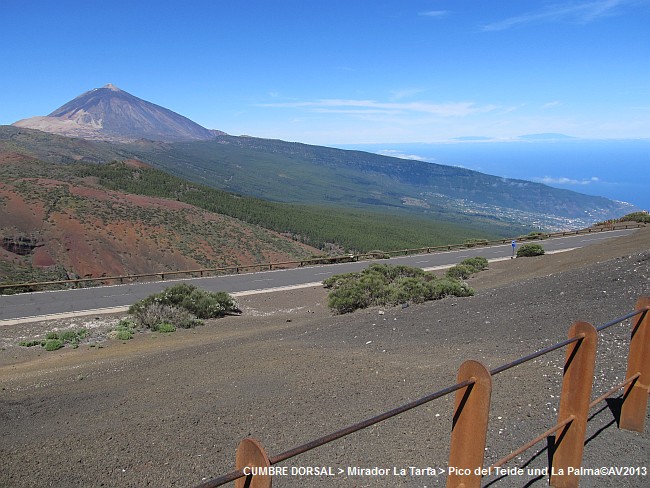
[128,284,240,319]
[20,328,89,350]
[428,278,474,299]
[325,264,474,314]
[323,271,360,289]
[517,243,545,257]
[446,264,475,280]
[446,256,489,280]
[459,256,489,271]
[155,322,176,333]
[114,328,134,340]
[386,276,430,304]
[44,339,64,351]
[110,318,136,340]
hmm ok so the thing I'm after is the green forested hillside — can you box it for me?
[76,162,525,253]
[118,135,634,222]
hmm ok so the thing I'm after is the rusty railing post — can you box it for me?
[620,296,650,432]
[447,360,492,488]
[235,438,272,488]
[550,321,598,488]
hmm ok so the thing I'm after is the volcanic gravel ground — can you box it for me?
[1,228,649,487]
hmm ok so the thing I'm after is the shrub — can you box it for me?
[327,282,369,314]
[386,276,430,305]
[114,328,134,340]
[446,257,489,280]
[459,256,489,272]
[131,302,202,330]
[446,264,475,280]
[517,243,545,257]
[323,271,360,289]
[109,318,136,340]
[128,284,240,319]
[155,322,176,333]
[366,263,426,281]
[44,339,64,351]
[325,264,474,314]
[21,328,88,350]
[428,278,474,299]
[57,329,88,344]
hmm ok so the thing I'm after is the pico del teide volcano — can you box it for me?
[13,83,219,142]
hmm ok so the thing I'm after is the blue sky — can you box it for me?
[2,0,649,145]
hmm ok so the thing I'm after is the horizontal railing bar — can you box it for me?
[596,307,648,332]
[589,373,640,409]
[489,415,575,470]
[269,378,475,465]
[489,335,583,376]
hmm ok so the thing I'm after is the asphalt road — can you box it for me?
[0,229,637,322]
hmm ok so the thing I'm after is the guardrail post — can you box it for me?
[447,360,492,488]
[235,438,272,488]
[550,321,597,488]
[620,296,650,432]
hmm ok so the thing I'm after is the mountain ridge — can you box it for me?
[13,84,219,142]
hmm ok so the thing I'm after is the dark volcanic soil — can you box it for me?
[1,228,649,487]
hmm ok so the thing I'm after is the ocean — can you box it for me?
[337,139,649,211]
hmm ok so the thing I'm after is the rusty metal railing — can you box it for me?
[196,296,650,488]
[0,223,643,293]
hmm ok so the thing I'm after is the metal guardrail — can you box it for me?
[196,296,650,488]
[0,223,643,293]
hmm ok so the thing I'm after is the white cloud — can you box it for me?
[376,149,430,161]
[542,101,562,109]
[534,176,600,185]
[419,10,448,18]
[260,99,498,117]
[482,0,628,31]
[389,88,427,101]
